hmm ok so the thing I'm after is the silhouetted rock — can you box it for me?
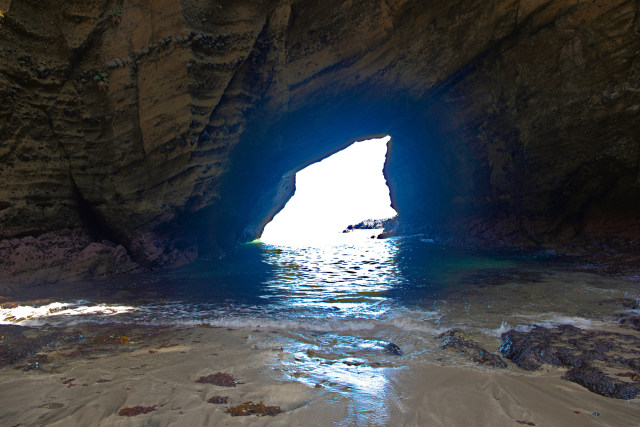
[342,218,391,233]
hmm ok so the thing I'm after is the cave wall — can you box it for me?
[0,0,639,283]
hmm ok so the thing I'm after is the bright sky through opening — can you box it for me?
[260,136,397,246]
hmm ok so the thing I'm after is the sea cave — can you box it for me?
[0,0,639,425]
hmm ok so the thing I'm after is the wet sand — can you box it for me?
[1,323,639,426]
[2,238,640,425]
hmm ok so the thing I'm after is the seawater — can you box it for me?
[3,232,640,424]
[4,232,639,335]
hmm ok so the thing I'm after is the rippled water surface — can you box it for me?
[3,232,640,424]
[4,232,639,331]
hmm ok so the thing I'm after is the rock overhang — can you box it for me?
[1,0,639,283]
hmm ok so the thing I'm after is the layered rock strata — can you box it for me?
[0,0,638,283]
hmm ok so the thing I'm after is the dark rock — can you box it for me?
[500,325,640,398]
[439,329,507,368]
[0,325,83,368]
[563,366,640,400]
[500,325,640,371]
[106,60,118,69]
[383,342,402,356]
[618,313,640,332]
[342,218,390,233]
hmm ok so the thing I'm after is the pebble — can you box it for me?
[106,60,118,69]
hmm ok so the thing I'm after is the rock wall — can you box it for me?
[1,0,639,284]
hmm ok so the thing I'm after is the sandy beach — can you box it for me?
[1,320,639,426]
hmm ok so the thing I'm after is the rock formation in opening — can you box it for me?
[0,0,639,283]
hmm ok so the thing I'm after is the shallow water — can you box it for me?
[4,232,637,330]
[2,232,640,425]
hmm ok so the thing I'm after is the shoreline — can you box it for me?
[2,243,640,426]
[0,321,639,426]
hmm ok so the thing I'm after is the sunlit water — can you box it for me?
[2,232,639,423]
[260,136,397,245]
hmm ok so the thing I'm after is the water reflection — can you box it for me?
[260,233,402,317]
[281,332,398,426]
[256,234,403,422]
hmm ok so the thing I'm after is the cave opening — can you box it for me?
[259,135,397,246]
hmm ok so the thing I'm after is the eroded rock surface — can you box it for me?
[439,328,507,368]
[1,0,639,283]
[500,325,640,399]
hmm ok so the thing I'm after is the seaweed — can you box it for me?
[208,395,228,404]
[226,401,283,417]
[118,405,157,416]
[195,372,237,387]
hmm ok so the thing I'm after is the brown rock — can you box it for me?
[0,0,638,283]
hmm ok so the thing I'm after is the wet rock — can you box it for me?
[500,325,640,371]
[618,313,640,332]
[439,329,507,368]
[383,342,402,356]
[0,325,83,368]
[36,65,48,78]
[342,218,391,233]
[616,298,640,310]
[564,366,640,400]
[500,325,640,398]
